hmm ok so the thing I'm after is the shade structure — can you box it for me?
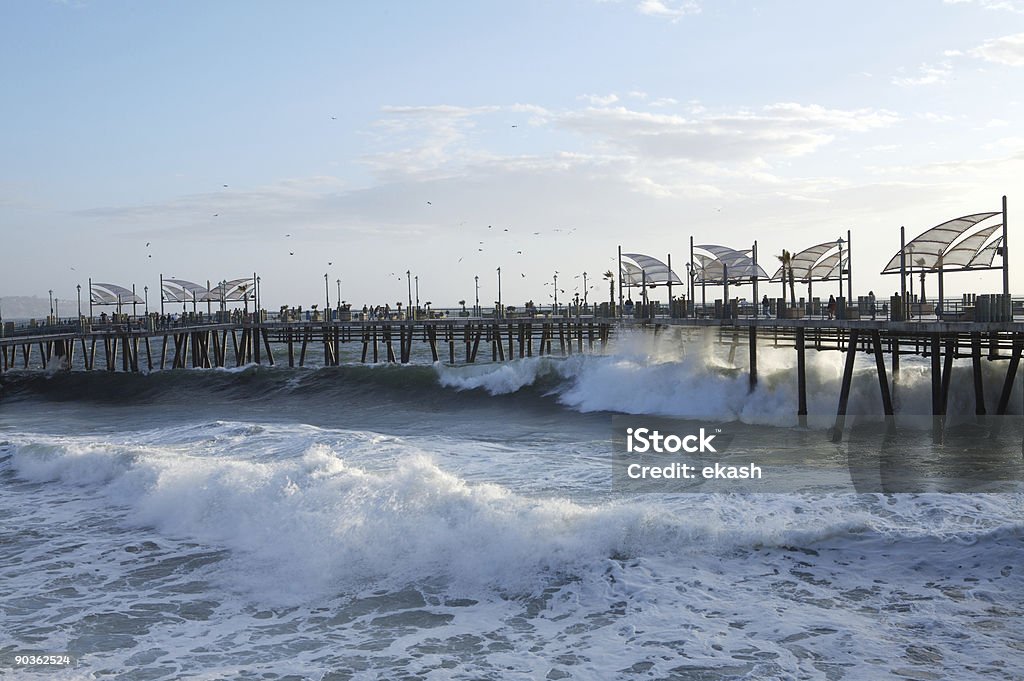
[90,282,144,305]
[621,253,683,286]
[881,212,1002,274]
[770,241,847,283]
[692,245,768,283]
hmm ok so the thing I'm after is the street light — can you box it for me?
[144,286,149,315]
[415,275,419,319]
[55,298,59,321]
[76,284,82,319]
[553,273,559,314]
[49,289,53,321]
[406,270,412,319]
[474,275,480,316]
[496,267,502,318]
[324,273,330,316]
[336,279,341,310]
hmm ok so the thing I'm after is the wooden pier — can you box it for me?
[0,318,614,373]
[5,315,1024,442]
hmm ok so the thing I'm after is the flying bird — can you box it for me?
[223,184,228,188]
[145,242,150,247]
[289,252,294,256]
[426,201,432,205]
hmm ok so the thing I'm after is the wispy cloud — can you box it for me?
[891,60,954,86]
[578,93,620,106]
[635,0,701,20]
[943,0,1024,12]
[969,32,1024,66]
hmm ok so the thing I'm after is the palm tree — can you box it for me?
[776,250,795,310]
[603,270,615,314]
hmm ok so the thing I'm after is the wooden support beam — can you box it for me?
[940,336,955,416]
[428,325,439,362]
[470,325,482,363]
[796,326,807,426]
[931,334,942,416]
[748,325,757,392]
[996,334,1023,415]
[300,328,310,366]
[830,329,860,442]
[972,332,985,416]
[262,328,275,366]
[872,330,894,417]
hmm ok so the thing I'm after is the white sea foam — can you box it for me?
[4,420,1024,680]
[436,327,1024,426]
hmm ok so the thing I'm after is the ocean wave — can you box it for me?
[5,427,1022,605]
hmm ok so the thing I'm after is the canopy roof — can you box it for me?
[692,244,768,284]
[90,282,144,305]
[881,212,1002,274]
[770,240,848,282]
[162,277,254,303]
[621,253,683,287]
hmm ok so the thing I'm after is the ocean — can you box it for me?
[2,328,1023,680]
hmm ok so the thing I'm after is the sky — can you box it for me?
[2,0,1024,312]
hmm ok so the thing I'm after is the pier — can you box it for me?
[0,317,613,372]
[4,311,1024,441]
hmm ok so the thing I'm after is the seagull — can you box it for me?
[503,228,509,232]
[458,257,463,263]
[511,124,518,128]
[478,248,484,252]
[148,255,152,258]
[223,184,228,188]
[289,252,295,256]
[516,250,522,254]
[213,213,219,217]
[146,242,151,247]
[328,261,333,266]
[521,273,526,278]
[426,201,432,205]
[331,116,337,120]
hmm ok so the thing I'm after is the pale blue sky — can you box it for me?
[3,0,1023,310]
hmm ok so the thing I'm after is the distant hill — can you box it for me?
[0,296,51,320]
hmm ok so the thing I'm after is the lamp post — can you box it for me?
[583,271,589,309]
[55,298,59,321]
[406,270,412,319]
[415,275,419,320]
[474,275,480,316]
[496,267,502,318]
[553,273,559,314]
[336,279,341,311]
[144,286,149,315]
[76,284,82,320]
[49,289,53,322]
[324,273,330,317]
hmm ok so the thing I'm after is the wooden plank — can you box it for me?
[996,334,1022,415]
[972,332,985,416]
[872,330,893,417]
[830,330,860,442]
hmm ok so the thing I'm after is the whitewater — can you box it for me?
[1,328,1023,680]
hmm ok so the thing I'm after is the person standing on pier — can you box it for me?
[761,295,770,317]
[827,295,836,320]
[868,291,876,320]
